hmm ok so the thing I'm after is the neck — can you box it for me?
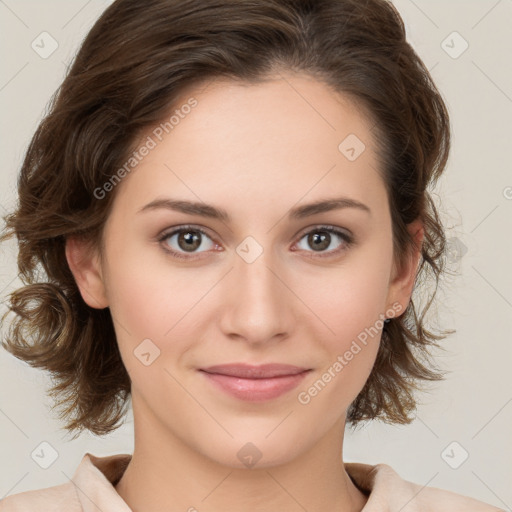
[115,396,368,512]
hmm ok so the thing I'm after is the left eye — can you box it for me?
[295,227,352,256]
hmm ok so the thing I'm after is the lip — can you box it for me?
[199,363,311,401]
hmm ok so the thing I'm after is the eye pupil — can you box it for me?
[309,231,330,251]
[178,231,201,252]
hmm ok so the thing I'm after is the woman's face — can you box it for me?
[70,72,420,468]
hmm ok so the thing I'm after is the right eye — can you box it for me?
[158,225,220,260]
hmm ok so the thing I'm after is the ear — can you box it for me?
[385,219,424,317]
[65,236,109,309]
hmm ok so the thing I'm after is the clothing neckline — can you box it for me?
[75,452,383,512]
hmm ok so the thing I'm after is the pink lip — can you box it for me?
[199,364,311,401]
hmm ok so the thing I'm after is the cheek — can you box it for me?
[101,237,219,380]
[293,243,392,400]
[104,239,209,337]
[295,269,386,420]
[296,245,393,342]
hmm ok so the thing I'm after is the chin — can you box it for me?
[192,430,309,471]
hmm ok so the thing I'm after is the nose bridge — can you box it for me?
[219,239,292,342]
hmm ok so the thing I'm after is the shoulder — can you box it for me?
[415,482,504,511]
[0,452,132,512]
[345,461,504,511]
[0,482,80,512]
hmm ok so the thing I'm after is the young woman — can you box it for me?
[0,0,504,511]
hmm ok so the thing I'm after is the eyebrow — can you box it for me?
[137,196,371,221]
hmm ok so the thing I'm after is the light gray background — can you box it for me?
[0,0,511,508]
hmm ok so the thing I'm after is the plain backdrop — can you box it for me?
[0,0,511,509]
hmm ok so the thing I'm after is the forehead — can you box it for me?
[169,72,376,161]
[110,72,385,221]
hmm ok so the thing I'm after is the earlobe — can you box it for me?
[386,219,424,316]
[65,236,109,309]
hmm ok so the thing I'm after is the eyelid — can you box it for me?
[158,224,216,241]
[294,223,352,240]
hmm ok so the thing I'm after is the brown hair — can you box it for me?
[1,0,452,437]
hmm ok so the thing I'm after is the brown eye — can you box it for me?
[159,226,217,259]
[295,226,353,257]
[177,230,202,252]
[307,231,331,251]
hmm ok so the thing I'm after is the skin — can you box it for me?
[66,71,423,512]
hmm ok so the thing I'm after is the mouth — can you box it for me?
[199,363,312,401]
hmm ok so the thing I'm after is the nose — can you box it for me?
[218,247,296,346]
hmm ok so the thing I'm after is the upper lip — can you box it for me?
[200,363,310,379]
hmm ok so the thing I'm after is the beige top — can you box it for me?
[0,453,504,511]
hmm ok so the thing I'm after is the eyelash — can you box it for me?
[157,224,354,261]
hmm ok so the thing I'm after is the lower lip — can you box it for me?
[200,370,310,401]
